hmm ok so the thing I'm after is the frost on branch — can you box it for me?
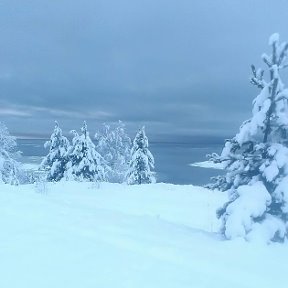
[209,34,288,242]
[95,121,131,183]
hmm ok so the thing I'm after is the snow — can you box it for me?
[224,182,272,240]
[236,97,271,145]
[126,127,155,184]
[214,46,288,239]
[260,160,279,182]
[189,161,225,170]
[269,32,279,45]
[0,182,287,288]
[41,121,69,181]
[273,176,288,213]
[65,122,105,182]
[252,85,270,115]
[247,214,286,243]
[276,88,288,100]
[95,121,131,183]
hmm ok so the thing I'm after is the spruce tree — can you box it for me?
[65,121,106,182]
[40,121,70,181]
[0,122,20,185]
[95,121,131,183]
[209,33,288,241]
[126,127,155,185]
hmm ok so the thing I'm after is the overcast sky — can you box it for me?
[1,0,288,141]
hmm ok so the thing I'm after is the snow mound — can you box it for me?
[224,182,271,239]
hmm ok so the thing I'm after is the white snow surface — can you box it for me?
[0,182,287,288]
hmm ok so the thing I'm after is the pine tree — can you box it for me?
[95,121,131,183]
[126,127,155,185]
[40,121,70,181]
[65,121,106,182]
[209,33,288,241]
[0,122,20,185]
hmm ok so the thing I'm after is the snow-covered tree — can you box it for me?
[209,33,288,242]
[95,121,131,183]
[126,127,155,185]
[0,122,20,185]
[40,121,70,181]
[65,121,106,182]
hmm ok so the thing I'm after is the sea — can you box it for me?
[18,139,224,186]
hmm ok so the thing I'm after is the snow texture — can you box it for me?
[0,182,287,288]
[224,182,272,239]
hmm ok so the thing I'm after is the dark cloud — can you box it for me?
[1,0,288,141]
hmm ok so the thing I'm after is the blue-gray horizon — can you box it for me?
[1,0,288,142]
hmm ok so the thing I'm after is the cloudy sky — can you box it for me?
[1,0,288,141]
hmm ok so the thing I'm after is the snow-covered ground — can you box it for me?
[0,182,287,288]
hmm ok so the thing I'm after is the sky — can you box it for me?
[1,0,288,142]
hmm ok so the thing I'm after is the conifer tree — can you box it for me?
[95,121,131,183]
[0,122,20,185]
[209,33,288,241]
[126,127,155,185]
[65,121,106,182]
[40,121,69,181]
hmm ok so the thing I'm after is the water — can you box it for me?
[17,139,224,186]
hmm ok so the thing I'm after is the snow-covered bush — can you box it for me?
[0,122,20,185]
[95,121,131,183]
[65,121,106,182]
[209,33,288,242]
[40,121,70,181]
[126,127,156,185]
